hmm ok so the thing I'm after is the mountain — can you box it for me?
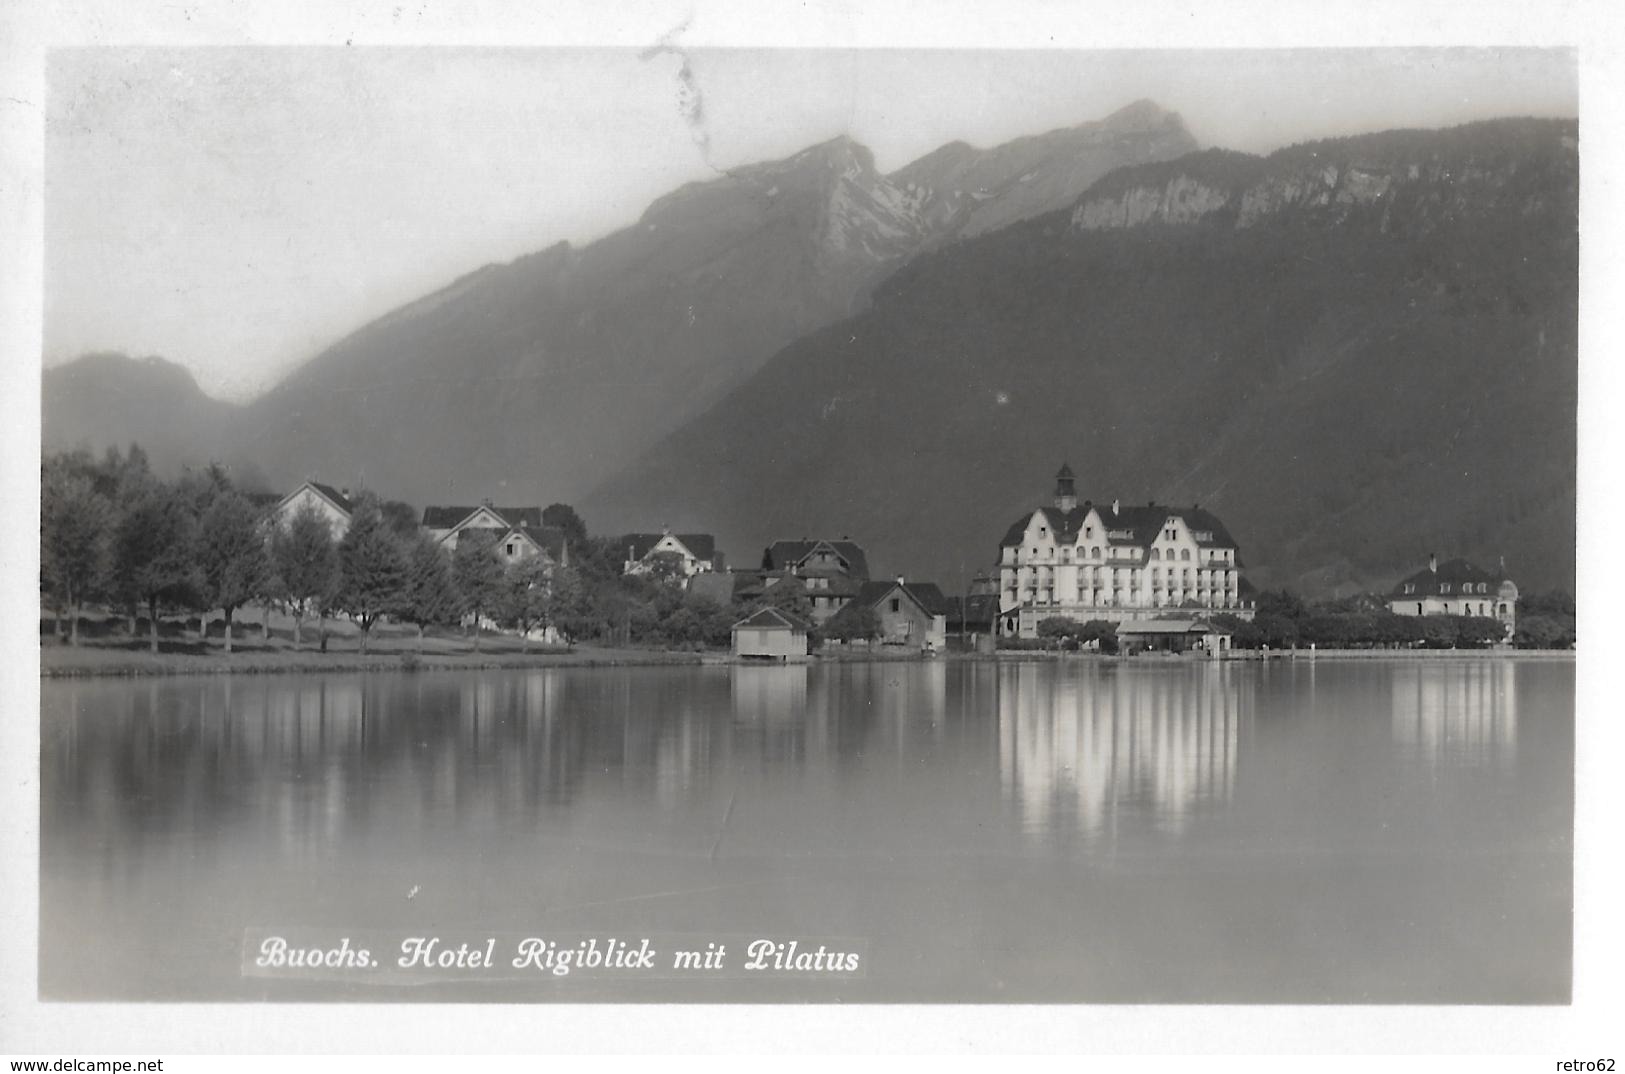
[892,98,1197,239]
[160,101,1189,507]
[42,353,246,476]
[581,118,1578,596]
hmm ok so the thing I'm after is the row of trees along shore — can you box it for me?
[39,444,849,656]
[43,444,1576,656]
[1032,587,1574,651]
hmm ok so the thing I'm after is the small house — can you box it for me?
[731,606,811,662]
[1116,616,1232,657]
[421,503,566,566]
[828,578,950,651]
[272,481,354,538]
[620,530,721,578]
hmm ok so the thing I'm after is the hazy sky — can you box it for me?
[44,47,1576,401]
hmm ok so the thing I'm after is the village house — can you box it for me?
[830,578,950,651]
[997,464,1254,639]
[618,530,721,578]
[1116,616,1234,657]
[735,539,871,623]
[271,481,354,538]
[731,605,812,662]
[420,502,566,566]
[1387,555,1518,636]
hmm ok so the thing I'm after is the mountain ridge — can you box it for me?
[580,116,1578,595]
[45,102,1200,509]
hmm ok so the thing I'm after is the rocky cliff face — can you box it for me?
[893,99,1199,240]
[584,117,1578,596]
[1073,120,1577,233]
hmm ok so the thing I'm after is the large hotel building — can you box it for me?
[997,465,1254,638]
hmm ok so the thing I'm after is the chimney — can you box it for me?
[1112,498,1120,516]
[1429,553,1438,573]
[896,575,906,587]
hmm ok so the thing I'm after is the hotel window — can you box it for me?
[890,598,901,613]
[1441,583,1452,594]
[1180,549,1191,561]
[505,542,515,556]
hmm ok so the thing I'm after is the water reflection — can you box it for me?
[1391,661,1519,768]
[997,663,1251,843]
[39,659,1573,1002]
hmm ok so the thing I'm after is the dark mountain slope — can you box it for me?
[213,104,1195,506]
[582,118,1577,595]
[42,353,244,475]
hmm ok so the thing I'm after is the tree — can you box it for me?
[1417,616,1459,649]
[1037,616,1085,647]
[1514,614,1573,649]
[451,530,506,652]
[756,578,814,622]
[499,556,554,653]
[541,503,588,551]
[643,550,688,587]
[333,501,408,654]
[823,603,880,643]
[542,565,592,643]
[196,491,269,653]
[398,534,461,651]
[40,458,112,646]
[1454,615,1507,648]
[1078,619,1120,654]
[173,461,234,516]
[113,479,200,653]
[378,500,421,540]
[1212,613,1262,649]
[268,501,338,649]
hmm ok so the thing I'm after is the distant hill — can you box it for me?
[42,353,248,477]
[582,118,1578,595]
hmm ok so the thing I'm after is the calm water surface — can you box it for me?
[39,658,1572,1002]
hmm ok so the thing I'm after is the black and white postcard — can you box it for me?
[4,0,1619,1061]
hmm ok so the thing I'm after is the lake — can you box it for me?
[39,657,1573,1003]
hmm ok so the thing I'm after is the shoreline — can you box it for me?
[40,640,1574,678]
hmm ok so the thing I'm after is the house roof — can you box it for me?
[852,580,950,617]
[421,504,544,531]
[765,539,869,579]
[277,480,353,516]
[445,523,566,559]
[732,606,810,631]
[1116,617,1231,635]
[620,532,718,562]
[309,483,354,514]
[686,573,736,607]
[944,594,1001,626]
[1388,558,1510,598]
[1000,502,1239,551]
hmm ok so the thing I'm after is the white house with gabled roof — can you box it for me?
[272,481,354,538]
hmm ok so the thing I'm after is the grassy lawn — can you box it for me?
[38,607,710,676]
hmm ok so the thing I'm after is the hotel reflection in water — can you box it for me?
[1390,660,1518,768]
[997,664,1250,843]
[44,660,1523,863]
